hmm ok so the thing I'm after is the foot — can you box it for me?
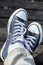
[1,8,28,61]
[25,22,42,54]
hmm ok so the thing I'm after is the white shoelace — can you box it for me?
[10,17,26,44]
[25,35,36,53]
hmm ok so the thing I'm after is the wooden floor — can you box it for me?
[0,0,43,65]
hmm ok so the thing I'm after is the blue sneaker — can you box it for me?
[1,8,28,61]
[25,22,42,54]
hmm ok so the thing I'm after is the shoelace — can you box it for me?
[9,16,26,44]
[25,35,37,54]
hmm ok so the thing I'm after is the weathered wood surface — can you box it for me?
[0,62,3,65]
[0,1,43,10]
[1,8,43,20]
[0,1,43,64]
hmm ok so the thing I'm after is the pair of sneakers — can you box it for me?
[1,8,42,61]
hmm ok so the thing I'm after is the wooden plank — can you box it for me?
[34,45,43,62]
[27,21,43,28]
[35,62,43,65]
[2,0,43,2]
[35,0,43,2]
[0,0,30,2]
[0,42,4,50]
[0,28,7,42]
[0,28,7,35]
[0,1,43,10]
[28,10,43,21]
[1,8,43,21]
[0,35,6,42]
[34,45,43,55]
[0,8,14,18]
[0,0,43,2]
[0,19,8,28]
[0,62,3,65]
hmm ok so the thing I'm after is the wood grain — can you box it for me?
[0,1,43,63]
[0,1,43,10]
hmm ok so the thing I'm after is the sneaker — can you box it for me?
[1,8,28,61]
[25,22,42,54]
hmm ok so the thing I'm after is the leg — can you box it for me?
[4,48,36,65]
[0,8,28,61]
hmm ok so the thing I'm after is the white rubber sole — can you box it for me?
[28,22,43,46]
[1,8,28,61]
